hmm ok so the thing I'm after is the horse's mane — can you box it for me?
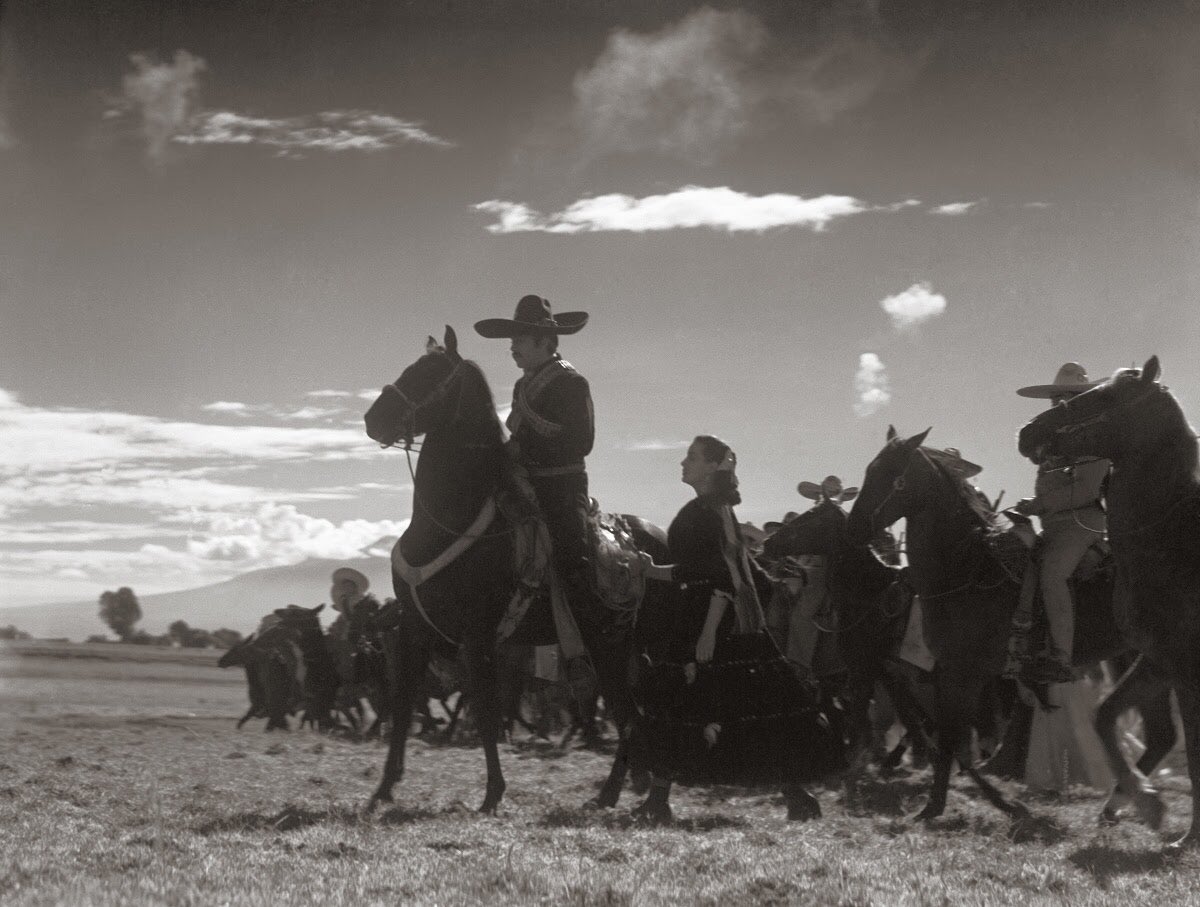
[455,358,505,449]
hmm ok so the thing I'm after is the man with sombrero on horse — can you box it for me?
[475,294,598,692]
[1013,362,1111,684]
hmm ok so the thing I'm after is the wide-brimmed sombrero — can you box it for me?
[797,475,859,504]
[330,567,370,612]
[1016,362,1104,399]
[763,511,801,534]
[930,447,983,479]
[474,294,589,339]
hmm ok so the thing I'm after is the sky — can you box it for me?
[2,0,1200,608]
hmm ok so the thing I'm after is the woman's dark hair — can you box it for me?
[693,434,741,506]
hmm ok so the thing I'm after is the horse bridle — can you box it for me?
[1042,383,1163,446]
[380,360,464,449]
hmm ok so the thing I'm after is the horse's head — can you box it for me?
[846,425,933,545]
[364,327,466,448]
[1018,356,1175,467]
[217,633,254,668]
[762,502,847,559]
[273,603,325,634]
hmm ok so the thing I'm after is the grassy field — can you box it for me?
[1,641,1198,906]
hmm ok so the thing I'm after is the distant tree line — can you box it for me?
[0,625,31,641]
[95,587,242,649]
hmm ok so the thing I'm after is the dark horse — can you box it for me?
[362,327,666,814]
[762,502,934,780]
[845,427,1128,823]
[1020,356,1200,851]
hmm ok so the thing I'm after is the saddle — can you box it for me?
[493,494,648,644]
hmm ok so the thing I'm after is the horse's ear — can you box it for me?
[904,427,932,451]
[425,335,440,354]
[1141,355,1160,383]
[314,603,325,614]
[444,326,461,363]
[886,425,898,441]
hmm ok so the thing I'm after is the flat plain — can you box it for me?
[1,640,1198,906]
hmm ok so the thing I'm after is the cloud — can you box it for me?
[930,200,982,215]
[110,51,451,162]
[475,186,866,234]
[879,282,947,331]
[202,400,249,413]
[570,7,933,162]
[184,503,407,565]
[175,110,453,153]
[854,353,891,417]
[306,390,356,399]
[120,50,207,164]
[573,7,767,161]
[622,440,689,452]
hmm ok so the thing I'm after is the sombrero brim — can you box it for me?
[1016,380,1103,399]
[474,312,589,339]
[798,482,858,502]
[797,482,824,501]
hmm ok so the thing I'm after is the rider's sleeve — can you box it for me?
[542,373,594,462]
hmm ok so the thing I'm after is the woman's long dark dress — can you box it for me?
[633,495,844,786]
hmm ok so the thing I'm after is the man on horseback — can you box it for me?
[1014,362,1110,684]
[475,294,599,694]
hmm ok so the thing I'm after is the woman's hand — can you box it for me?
[695,630,717,663]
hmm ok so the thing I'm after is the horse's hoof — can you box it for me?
[1008,801,1033,822]
[915,804,944,822]
[1132,788,1166,831]
[1164,831,1200,856]
[366,792,391,814]
[631,800,673,826]
[787,798,822,822]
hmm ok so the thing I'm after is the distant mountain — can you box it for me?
[0,555,395,641]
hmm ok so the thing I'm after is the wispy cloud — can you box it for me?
[879,282,947,332]
[570,6,933,162]
[574,8,766,161]
[307,390,356,399]
[930,200,982,216]
[622,439,690,452]
[202,400,250,414]
[854,353,891,417]
[476,186,866,234]
[119,50,207,164]
[175,110,453,153]
[109,50,451,163]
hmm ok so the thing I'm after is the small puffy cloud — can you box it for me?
[930,200,981,215]
[176,110,453,153]
[879,282,947,331]
[574,7,767,161]
[854,353,891,417]
[475,186,866,234]
[121,50,206,164]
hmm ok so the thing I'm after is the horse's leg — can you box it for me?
[916,666,965,821]
[1166,681,1200,853]
[1136,686,1177,777]
[236,706,255,729]
[588,640,635,809]
[879,667,934,773]
[632,775,674,825]
[784,783,822,821]
[463,638,506,814]
[368,629,425,811]
[838,669,879,812]
[1095,656,1167,828]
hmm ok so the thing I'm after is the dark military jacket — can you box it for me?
[506,355,594,472]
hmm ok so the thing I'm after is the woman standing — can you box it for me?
[632,435,844,822]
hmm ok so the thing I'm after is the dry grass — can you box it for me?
[2,643,1198,906]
